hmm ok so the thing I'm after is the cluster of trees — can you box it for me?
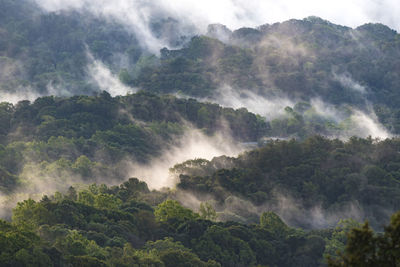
[267,103,359,139]
[0,0,142,95]
[137,17,400,105]
[1,136,400,266]
[329,211,400,266]
[0,178,356,266]
[2,177,400,266]
[0,91,269,194]
[0,91,268,144]
[175,136,400,229]
[2,1,400,133]
[133,18,400,133]
[2,2,400,264]
[0,90,375,196]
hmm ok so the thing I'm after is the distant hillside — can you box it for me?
[135,18,400,132]
[140,17,399,107]
[174,136,400,229]
[0,91,267,194]
[2,1,399,132]
[0,0,142,96]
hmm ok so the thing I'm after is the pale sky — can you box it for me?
[34,0,400,52]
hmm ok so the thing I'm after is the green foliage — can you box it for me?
[324,219,362,261]
[259,211,289,235]
[199,202,217,221]
[3,5,400,266]
[0,177,343,266]
[0,220,52,266]
[177,136,400,229]
[56,230,108,259]
[0,0,142,95]
[328,212,400,266]
[0,92,270,198]
[12,199,50,229]
[193,225,256,266]
[155,199,199,224]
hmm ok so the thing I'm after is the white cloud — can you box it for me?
[203,85,294,121]
[126,129,244,189]
[333,73,367,94]
[87,54,136,96]
[34,0,400,54]
[0,89,40,104]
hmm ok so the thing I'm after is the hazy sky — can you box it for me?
[35,0,399,31]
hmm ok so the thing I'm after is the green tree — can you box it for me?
[259,212,289,235]
[12,199,50,228]
[324,219,361,261]
[199,202,217,221]
[154,200,199,224]
[328,211,400,266]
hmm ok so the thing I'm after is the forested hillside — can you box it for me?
[175,136,400,229]
[1,0,400,133]
[134,19,400,132]
[0,179,340,267]
[0,0,145,97]
[0,91,268,197]
[1,0,400,266]
[3,136,400,266]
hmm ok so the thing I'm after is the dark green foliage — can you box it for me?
[1,91,267,144]
[136,19,400,106]
[328,211,400,266]
[176,136,400,228]
[0,220,53,266]
[0,91,269,195]
[2,2,400,135]
[0,181,336,267]
[2,3,400,265]
[135,19,400,133]
[0,0,141,95]
[3,135,400,266]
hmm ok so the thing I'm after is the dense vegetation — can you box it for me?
[0,90,386,198]
[1,0,400,265]
[1,0,400,133]
[328,211,400,266]
[0,0,143,95]
[133,18,400,132]
[139,18,400,106]
[0,178,355,267]
[174,136,400,229]
[0,91,267,194]
[2,135,400,266]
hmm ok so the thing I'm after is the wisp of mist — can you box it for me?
[126,129,245,189]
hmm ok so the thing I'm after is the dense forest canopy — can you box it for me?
[1,0,400,134]
[0,179,336,266]
[174,136,400,229]
[1,0,400,266]
[0,91,270,204]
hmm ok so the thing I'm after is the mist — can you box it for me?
[126,129,244,189]
[0,125,245,219]
[0,153,127,219]
[0,0,397,232]
[33,0,400,54]
[205,85,295,121]
[0,57,40,103]
[171,187,371,229]
[0,89,41,104]
[35,0,400,51]
[87,54,136,96]
[0,60,132,104]
[333,72,367,94]
[310,99,392,139]
[204,85,391,139]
